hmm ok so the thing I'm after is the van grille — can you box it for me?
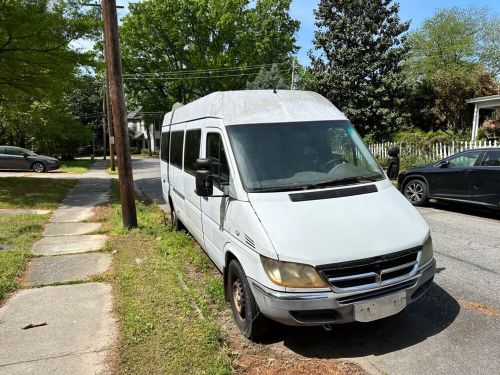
[317,247,421,293]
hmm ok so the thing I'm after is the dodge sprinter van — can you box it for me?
[160,90,436,339]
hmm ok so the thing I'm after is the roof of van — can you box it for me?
[163,90,347,126]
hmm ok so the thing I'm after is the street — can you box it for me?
[132,158,500,375]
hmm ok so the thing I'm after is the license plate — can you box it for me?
[354,292,407,322]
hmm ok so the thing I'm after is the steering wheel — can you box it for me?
[325,156,347,166]
[325,157,347,174]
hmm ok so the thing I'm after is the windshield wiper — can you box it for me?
[252,185,310,193]
[305,175,381,190]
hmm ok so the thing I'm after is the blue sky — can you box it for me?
[84,0,499,65]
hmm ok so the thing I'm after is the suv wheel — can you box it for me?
[404,179,428,206]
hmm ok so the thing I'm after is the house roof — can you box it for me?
[466,95,500,106]
[127,106,143,120]
[164,90,346,126]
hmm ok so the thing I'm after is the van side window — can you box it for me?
[160,131,170,162]
[184,129,201,175]
[206,133,230,188]
[170,131,184,169]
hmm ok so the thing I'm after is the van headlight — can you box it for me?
[260,256,327,288]
[420,236,433,266]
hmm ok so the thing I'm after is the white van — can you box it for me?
[160,90,435,339]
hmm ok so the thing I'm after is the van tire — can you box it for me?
[403,179,428,206]
[227,259,270,340]
[170,208,184,231]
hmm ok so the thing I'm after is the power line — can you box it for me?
[121,62,289,78]
[122,69,291,81]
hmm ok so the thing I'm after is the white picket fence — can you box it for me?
[369,139,499,160]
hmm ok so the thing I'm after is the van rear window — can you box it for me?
[184,129,201,175]
[170,131,184,168]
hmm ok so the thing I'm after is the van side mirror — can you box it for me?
[195,158,213,197]
[438,160,450,168]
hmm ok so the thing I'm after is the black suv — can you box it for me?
[0,146,60,173]
[398,148,500,208]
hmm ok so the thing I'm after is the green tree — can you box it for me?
[0,0,99,102]
[119,0,299,115]
[0,1,99,156]
[406,7,499,132]
[309,0,410,139]
[479,17,500,77]
[247,63,289,90]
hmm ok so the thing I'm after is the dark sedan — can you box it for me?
[0,146,60,173]
[398,148,500,208]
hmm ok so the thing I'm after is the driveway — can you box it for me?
[133,157,500,374]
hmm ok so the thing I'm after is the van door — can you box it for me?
[182,120,203,243]
[168,123,186,223]
[200,126,231,270]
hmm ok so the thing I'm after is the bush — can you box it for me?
[400,154,439,172]
[393,129,470,146]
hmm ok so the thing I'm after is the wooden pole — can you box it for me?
[105,79,116,170]
[101,0,137,228]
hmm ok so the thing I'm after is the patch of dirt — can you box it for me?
[459,299,500,317]
[215,310,366,375]
[234,355,365,375]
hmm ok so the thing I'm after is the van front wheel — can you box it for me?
[227,260,269,340]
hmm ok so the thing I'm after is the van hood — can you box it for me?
[248,180,429,266]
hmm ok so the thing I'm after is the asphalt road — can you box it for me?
[132,157,168,211]
[133,158,500,375]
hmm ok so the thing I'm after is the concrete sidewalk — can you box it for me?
[0,160,116,375]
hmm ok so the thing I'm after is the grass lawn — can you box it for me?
[0,214,48,301]
[59,159,94,174]
[0,177,76,209]
[0,177,76,302]
[96,183,230,374]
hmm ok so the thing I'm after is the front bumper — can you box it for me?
[47,162,60,171]
[249,258,436,326]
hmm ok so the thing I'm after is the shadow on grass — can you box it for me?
[0,177,76,210]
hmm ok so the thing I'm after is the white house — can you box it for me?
[466,94,500,140]
[127,107,161,153]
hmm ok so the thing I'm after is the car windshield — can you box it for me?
[227,121,384,192]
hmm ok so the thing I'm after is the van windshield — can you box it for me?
[227,121,384,192]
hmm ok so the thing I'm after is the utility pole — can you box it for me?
[101,0,137,228]
[101,85,107,160]
[106,79,116,170]
[291,57,296,90]
[83,2,119,170]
